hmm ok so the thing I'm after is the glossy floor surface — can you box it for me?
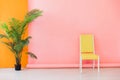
[0,68,120,80]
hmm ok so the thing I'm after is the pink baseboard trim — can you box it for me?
[27,64,79,68]
[27,63,120,68]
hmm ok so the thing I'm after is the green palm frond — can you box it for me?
[21,9,42,35]
[8,18,22,42]
[0,23,10,36]
[14,37,31,54]
[0,34,9,39]
[1,42,13,47]
[25,9,42,23]
[26,52,37,59]
[0,41,16,54]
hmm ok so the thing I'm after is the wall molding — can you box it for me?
[27,63,120,68]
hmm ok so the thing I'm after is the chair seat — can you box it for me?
[81,54,98,60]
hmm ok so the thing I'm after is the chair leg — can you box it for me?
[80,58,82,73]
[93,60,95,69]
[98,57,100,72]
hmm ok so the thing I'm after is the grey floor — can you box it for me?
[0,68,120,80]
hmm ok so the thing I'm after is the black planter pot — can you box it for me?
[15,64,21,71]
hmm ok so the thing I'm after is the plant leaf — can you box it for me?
[14,36,31,53]
[1,42,13,47]
[0,34,9,39]
[26,52,37,59]
[20,9,42,35]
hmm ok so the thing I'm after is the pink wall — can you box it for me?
[27,0,120,68]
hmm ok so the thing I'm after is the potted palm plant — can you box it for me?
[0,9,42,71]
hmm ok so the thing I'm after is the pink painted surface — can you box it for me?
[27,0,120,68]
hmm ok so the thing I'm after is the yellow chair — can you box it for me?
[80,34,100,72]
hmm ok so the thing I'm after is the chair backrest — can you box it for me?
[80,34,94,53]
